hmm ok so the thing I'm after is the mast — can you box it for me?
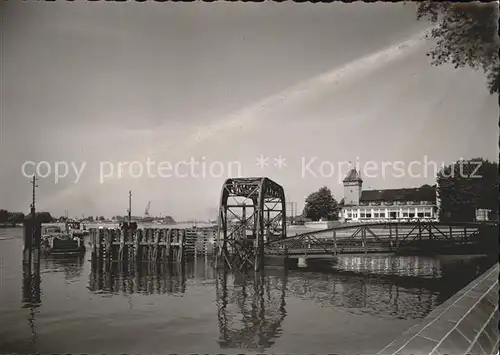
[29,175,38,216]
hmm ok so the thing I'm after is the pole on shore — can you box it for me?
[128,191,132,222]
[24,176,41,269]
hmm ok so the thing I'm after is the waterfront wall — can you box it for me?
[377,262,499,355]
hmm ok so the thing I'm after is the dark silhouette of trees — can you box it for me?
[1,210,55,225]
[420,184,434,189]
[303,186,339,221]
[437,158,499,222]
[35,212,54,223]
[417,2,499,94]
[7,212,25,226]
[163,216,176,224]
[0,209,8,223]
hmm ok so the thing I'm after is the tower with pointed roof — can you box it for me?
[343,168,363,206]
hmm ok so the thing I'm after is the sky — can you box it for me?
[1,1,498,221]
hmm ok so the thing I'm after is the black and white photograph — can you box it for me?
[0,1,499,354]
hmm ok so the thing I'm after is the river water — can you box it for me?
[0,227,495,354]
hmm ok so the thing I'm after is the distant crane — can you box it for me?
[144,201,151,218]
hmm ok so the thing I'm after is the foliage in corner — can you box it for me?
[437,158,499,222]
[417,2,499,94]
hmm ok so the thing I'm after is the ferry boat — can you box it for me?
[65,219,89,238]
[41,225,85,255]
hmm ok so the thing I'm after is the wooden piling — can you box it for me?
[119,228,125,262]
[178,230,184,263]
[153,229,159,262]
[135,229,142,262]
[105,229,112,259]
[88,226,214,264]
[166,229,172,262]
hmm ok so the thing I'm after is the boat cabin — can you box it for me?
[42,225,62,235]
[120,221,138,231]
[66,220,81,230]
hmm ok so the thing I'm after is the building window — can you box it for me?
[403,212,409,217]
[424,212,432,217]
[417,212,424,218]
[347,212,352,218]
[374,211,386,218]
[409,213,415,218]
[360,212,365,218]
[365,213,372,218]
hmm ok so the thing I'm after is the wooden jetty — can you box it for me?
[89,222,215,263]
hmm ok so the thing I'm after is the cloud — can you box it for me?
[147,29,430,158]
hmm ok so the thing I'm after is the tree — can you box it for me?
[99,216,105,221]
[35,212,54,223]
[163,215,176,224]
[7,212,25,226]
[437,158,499,222]
[0,209,8,223]
[416,2,499,94]
[303,186,339,221]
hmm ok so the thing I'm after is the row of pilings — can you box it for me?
[89,226,215,264]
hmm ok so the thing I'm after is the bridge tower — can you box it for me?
[216,177,287,272]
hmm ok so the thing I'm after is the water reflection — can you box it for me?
[215,269,287,350]
[286,271,438,319]
[89,261,195,295]
[21,262,41,307]
[334,255,442,278]
[21,256,41,347]
[41,254,85,281]
[285,255,495,319]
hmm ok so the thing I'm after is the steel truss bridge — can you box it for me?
[216,177,498,271]
[266,221,498,257]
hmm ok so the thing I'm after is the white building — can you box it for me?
[340,169,438,222]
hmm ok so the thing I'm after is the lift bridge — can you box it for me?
[215,177,498,272]
[216,178,286,271]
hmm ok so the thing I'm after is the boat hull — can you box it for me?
[42,237,86,255]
